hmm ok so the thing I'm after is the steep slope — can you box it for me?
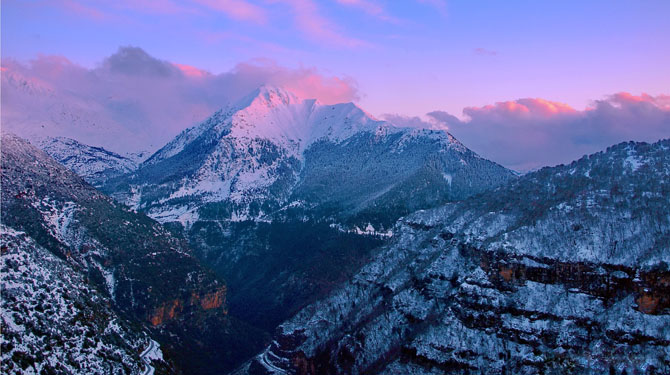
[0,133,266,374]
[187,220,387,332]
[1,226,167,375]
[242,139,670,375]
[103,85,514,336]
[36,136,140,187]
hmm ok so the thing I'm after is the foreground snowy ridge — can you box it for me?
[240,139,670,375]
[1,133,260,374]
[1,226,149,374]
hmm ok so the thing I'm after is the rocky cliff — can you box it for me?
[240,139,670,375]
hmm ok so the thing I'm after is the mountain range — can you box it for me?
[98,85,515,334]
[35,136,148,187]
[239,138,670,375]
[103,85,514,227]
[2,85,668,375]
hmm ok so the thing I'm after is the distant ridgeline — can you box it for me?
[16,87,668,375]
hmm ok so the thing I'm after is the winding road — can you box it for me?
[140,340,157,375]
[259,349,287,374]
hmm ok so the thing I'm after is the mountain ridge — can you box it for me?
[239,138,670,375]
[105,85,513,227]
[1,133,267,374]
[88,86,514,344]
[35,136,142,187]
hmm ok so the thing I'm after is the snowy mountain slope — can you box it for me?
[240,139,670,375]
[106,85,514,227]
[0,133,266,374]
[1,226,161,375]
[100,86,514,345]
[143,86,388,167]
[289,128,509,227]
[428,139,670,266]
[36,136,140,186]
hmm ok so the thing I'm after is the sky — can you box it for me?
[2,0,669,170]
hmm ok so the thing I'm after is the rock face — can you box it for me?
[0,133,265,374]
[36,136,142,187]
[148,287,227,326]
[240,139,670,375]
[102,86,514,336]
[1,226,154,375]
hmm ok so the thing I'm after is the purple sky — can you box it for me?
[2,0,669,170]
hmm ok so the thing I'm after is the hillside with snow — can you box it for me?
[1,226,156,375]
[0,133,266,374]
[240,139,670,375]
[99,86,515,334]
[35,136,142,187]
[106,85,514,227]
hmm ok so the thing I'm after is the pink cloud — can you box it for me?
[228,59,359,103]
[42,0,367,47]
[1,59,58,93]
[1,47,359,153]
[610,92,670,109]
[173,63,210,78]
[335,0,401,23]
[279,70,358,104]
[518,98,576,116]
[427,93,670,171]
[464,98,576,121]
[60,0,265,23]
[193,0,268,24]
[271,0,368,47]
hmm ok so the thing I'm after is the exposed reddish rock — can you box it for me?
[199,287,227,310]
[150,287,227,326]
[292,351,317,375]
[637,293,660,314]
[499,266,514,282]
[150,299,183,326]
[469,247,670,315]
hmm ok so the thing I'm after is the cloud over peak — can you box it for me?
[461,98,577,121]
[1,47,359,153]
[103,46,178,76]
[425,93,670,171]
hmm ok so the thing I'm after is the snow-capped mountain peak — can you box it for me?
[228,84,388,154]
[107,86,514,225]
[144,85,390,166]
[236,84,303,109]
[229,85,316,149]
